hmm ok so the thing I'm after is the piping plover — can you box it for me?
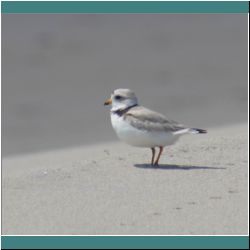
[104,89,207,166]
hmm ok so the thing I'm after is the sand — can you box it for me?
[2,123,248,235]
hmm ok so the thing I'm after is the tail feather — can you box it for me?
[190,128,207,134]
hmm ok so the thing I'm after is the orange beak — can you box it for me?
[104,98,112,106]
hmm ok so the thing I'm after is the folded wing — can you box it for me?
[124,106,187,133]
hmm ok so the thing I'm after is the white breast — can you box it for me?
[110,113,180,148]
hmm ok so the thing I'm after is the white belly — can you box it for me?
[111,114,180,148]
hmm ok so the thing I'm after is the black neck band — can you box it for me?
[112,104,138,117]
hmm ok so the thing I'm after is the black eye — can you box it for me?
[115,95,123,100]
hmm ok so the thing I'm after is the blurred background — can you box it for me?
[2,14,248,156]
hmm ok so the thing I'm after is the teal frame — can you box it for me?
[1,236,249,249]
[1,1,249,13]
[1,1,249,249]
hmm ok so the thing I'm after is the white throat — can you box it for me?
[111,100,138,112]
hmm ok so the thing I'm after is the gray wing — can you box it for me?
[124,106,187,133]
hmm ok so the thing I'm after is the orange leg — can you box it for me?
[151,148,156,165]
[154,146,164,166]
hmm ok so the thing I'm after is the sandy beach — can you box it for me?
[2,123,248,235]
[2,13,248,236]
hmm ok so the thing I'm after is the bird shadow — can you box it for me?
[134,164,226,171]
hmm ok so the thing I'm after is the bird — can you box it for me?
[104,88,207,166]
